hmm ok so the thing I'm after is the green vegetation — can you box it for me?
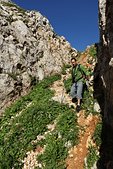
[84,118,102,168]
[81,89,96,116]
[35,76,79,168]
[37,133,68,169]
[93,122,102,147]
[88,45,97,59]
[63,76,72,93]
[36,107,78,169]
[35,111,78,169]
[85,145,99,169]
[0,74,79,169]
[61,64,71,75]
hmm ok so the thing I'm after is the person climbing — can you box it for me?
[70,57,90,112]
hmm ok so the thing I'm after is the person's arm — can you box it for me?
[80,65,91,80]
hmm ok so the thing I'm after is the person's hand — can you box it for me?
[85,75,90,80]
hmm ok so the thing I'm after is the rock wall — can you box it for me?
[95,0,113,167]
[0,0,77,113]
[98,0,113,123]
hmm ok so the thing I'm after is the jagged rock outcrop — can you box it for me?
[0,0,77,113]
[98,0,113,123]
[95,0,113,168]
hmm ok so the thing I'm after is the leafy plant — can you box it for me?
[61,64,71,75]
[56,109,78,146]
[63,77,72,93]
[93,122,102,147]
[38,132,67,169]
[85,145,99,169]
[36,103,79,169]
[88,46,97,59]
[81,88,100,116]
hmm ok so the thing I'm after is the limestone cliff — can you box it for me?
[0,0,77,113]
[95,0,113,167]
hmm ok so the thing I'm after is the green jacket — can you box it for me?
[72,64,90,83]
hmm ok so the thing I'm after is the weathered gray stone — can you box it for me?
[0,1,77,113]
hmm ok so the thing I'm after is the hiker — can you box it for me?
[70,57,90,112]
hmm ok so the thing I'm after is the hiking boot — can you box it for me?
[72,97,77,103]
[76,105,81,112]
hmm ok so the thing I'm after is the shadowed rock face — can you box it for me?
[98,0,113,123]
[95,0,113,168]
[0,1,77,113]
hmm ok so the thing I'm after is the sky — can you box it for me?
[11,0,99,52]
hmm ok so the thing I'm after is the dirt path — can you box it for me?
[50,74,99,169]
[66,111,99,169]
